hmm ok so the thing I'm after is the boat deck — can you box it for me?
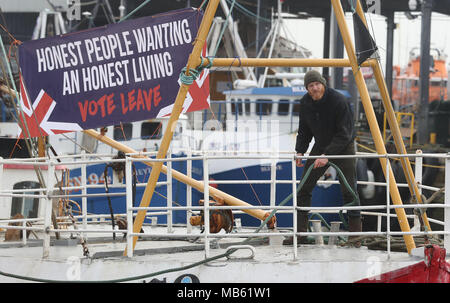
[0,225,425,283]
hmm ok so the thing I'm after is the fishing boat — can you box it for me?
[392,47,448,109]
[0,147,448,284]
[0,0,449,286]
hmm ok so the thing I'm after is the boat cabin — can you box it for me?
[221,86,352,134]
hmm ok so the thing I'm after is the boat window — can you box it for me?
[141,122,162,139]
[113,123,133,141]
[431,80,444,87]
[257,99,272,116]
[278,99,290,116]
[244,99,251,115]
[10,181,40,218]
[293,99,301,114]
[231,99,243,116]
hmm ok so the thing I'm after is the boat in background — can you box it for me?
[392,48,448,110]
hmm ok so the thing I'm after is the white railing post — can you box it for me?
[414,150,423,230]
[292,154,297,259]
[125,156,133,257]
[414,150,423,194]
[22,220,27,246]
[43,159,55,258]
[81,150,87,239]
[445,153,450,252]
[270,156,276,211]
[203,154,210,258]
[414,149,425,230]
[385,156,391,258]
[377,215,382,233]
[187,148,192,234]
[167,150,173,233]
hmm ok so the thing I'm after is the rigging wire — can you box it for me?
[225,0,271,23]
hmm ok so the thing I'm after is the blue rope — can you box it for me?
[179,67,200,85]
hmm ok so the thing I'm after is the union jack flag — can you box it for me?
[156,44,210,118]
[18,9,208,137]
[18,76,82,138]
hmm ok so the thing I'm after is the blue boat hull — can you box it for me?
[67,154,204,225]
[67,156,344,228]
[211,161,344,228]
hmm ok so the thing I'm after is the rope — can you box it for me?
[347,0,356,13]
[178,0,236,86]
[103,164,117,240]
[239,167,263,206]
[179,56,214,85]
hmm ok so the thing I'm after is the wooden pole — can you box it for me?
[371,63,432,231]
[354,1,432,232]
[114,0,223,255]
[205,58,371,68]
[331,0,415,254]
[83,129,272,222]
[83,129,274,257]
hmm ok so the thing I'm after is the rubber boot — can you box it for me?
[347,216,362,248]
[283,212,309,245]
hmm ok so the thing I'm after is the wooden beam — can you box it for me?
[123,0,223,256]
[331,0,415,254]
[83,129,274,255]
[354,1,431,232]
[205,58,371,68]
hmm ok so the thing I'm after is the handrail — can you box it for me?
[0,151,448,259]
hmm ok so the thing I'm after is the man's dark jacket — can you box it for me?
[295,87,355,155]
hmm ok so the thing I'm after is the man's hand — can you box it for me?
[295,153,304,167]
[313,155,328,169]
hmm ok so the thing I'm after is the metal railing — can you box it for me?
[0,150,448,260]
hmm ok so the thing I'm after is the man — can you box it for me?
[283,70,362,246]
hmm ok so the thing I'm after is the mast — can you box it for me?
[355,0,432,235]
[335,0,415,253]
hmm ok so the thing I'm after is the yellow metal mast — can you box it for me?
[354,0,431,233]
[330,0,415,253]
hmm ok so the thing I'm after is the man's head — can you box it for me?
[304,70,326,101]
